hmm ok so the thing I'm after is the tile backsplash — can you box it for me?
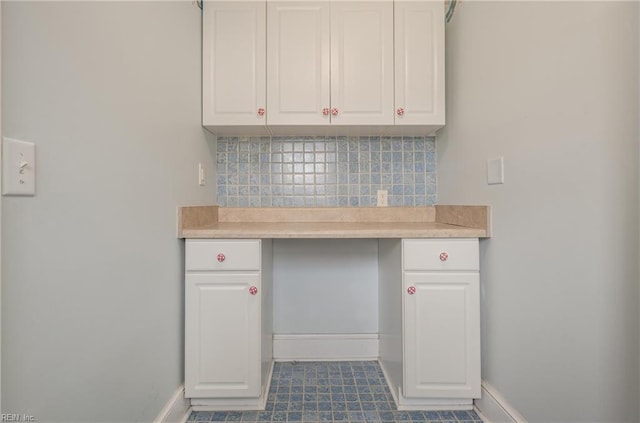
[216,136,436,207]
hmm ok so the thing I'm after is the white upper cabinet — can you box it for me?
[202,0,445,135]
[268,0,393,127]
[394,0,445,128]
[330,1,394,125]
[267,1,330,125]
[202,1,267,133]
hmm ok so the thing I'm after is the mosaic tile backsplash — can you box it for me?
[216,136,436,207]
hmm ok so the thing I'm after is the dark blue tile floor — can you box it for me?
[187,361,484,422]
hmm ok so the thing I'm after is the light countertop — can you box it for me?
[178,206,490,239]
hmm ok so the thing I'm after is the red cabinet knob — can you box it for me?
[257,108,265,116]
[217,253,226,263]
[249,286,258,295]
[397,107,405,116]
[322,108,330,116]
[407,286,416,295]
[439,252,448,262]
[331,108,339,116]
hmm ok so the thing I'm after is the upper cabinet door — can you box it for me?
[394,1,445,126]
[330,1,394,125]
[202,1,266,128]
[267,1,330,125]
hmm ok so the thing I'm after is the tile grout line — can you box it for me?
[188,361,483,423]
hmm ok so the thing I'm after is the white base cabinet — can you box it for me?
[185,272,261,398]
[379,239,481,410]
[184,237,479,411]
[185,239,273,410]
[404,272,480,399]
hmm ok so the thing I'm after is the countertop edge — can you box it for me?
[178,206,490,239]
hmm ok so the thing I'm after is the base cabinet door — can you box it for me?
[185,273,261,398]
[403,272,480,399]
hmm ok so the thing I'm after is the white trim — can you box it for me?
[473,380,528,423]
[153,384,191,423]
[0,2,4,411]
[190,396,266,412]
[397,395,473,412]
[273,334,379,361]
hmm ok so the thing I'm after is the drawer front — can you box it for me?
[403,239,478,271]
[186,239,261,271]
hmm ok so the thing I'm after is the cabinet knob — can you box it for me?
[407,286,416,295]
[439,252,449,262]
[216,253,226,263]
[331,108,339,116]
[249,286,258,295]
[257,108,265,116]
[322,108,330,116]
[396,107,405,117]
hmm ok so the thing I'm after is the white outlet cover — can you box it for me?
[376,189,388,207]
[487,157,504,185]
[2,137,36,196]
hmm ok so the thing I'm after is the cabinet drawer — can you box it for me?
[403,239,478,271]
[186,239,260,271]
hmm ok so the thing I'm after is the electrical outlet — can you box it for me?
[198,163,205,186]
[377,190,388,207]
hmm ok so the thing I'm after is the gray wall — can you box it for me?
[2,2,215,422]
[273,239,379,334]
[0,2,3,413]
[438,2,639,422]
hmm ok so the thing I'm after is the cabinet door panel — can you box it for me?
[331,1,394,125]
[203,1,266,126]
[267,2,330,125]
[185,273,261,398]
[394,1,445,126]
[404,272,480,398]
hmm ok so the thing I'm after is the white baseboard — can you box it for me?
[474,380,527,423]
[190,396,266,411]
[154,384,191,423]
[273,334,379,361]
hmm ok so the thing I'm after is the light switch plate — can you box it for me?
[487,157,504,185]
[2,137,36,196]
